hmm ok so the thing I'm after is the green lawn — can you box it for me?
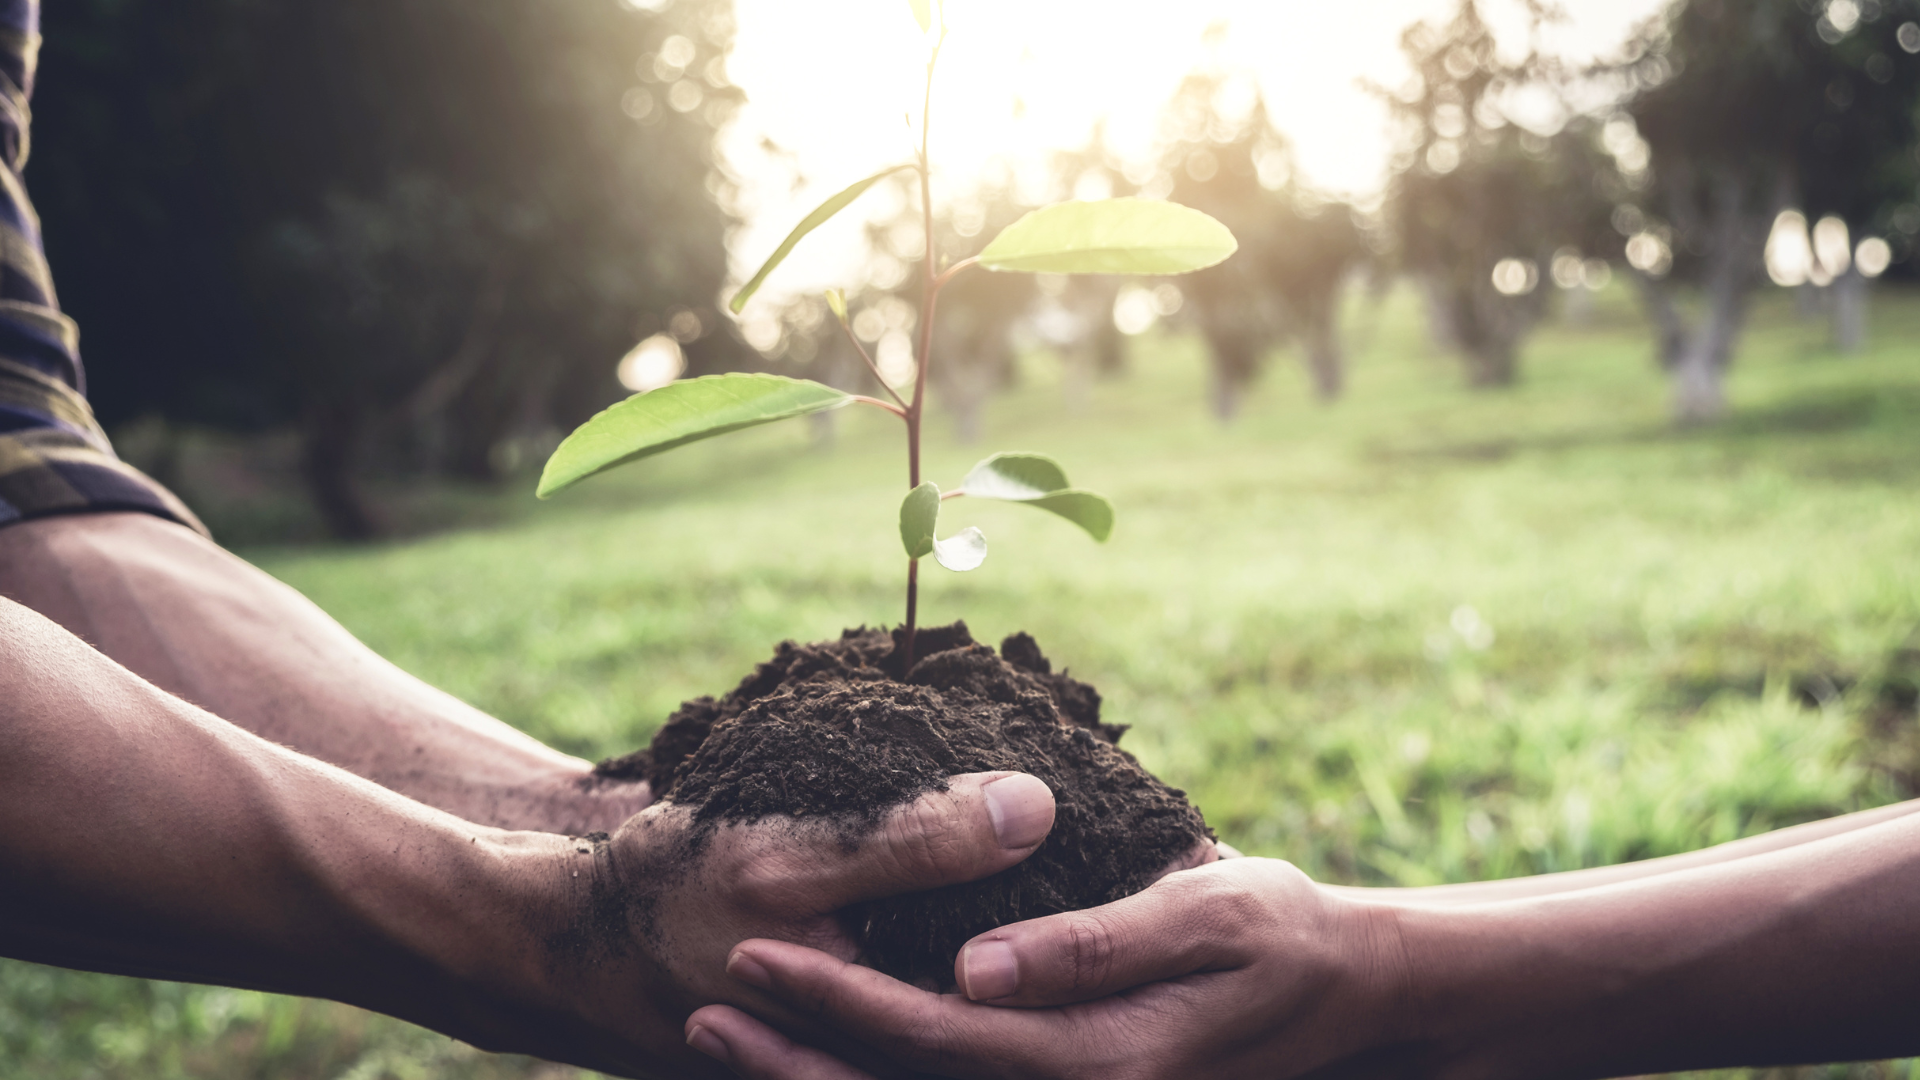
[5,283,1919,1079]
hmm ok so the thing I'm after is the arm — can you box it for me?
[691,815,1920,1079]
[1325,797,1920,907]
[0,511,642,833]
[0,595,1058,1078]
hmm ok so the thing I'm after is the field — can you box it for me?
[4,283,1919,1079]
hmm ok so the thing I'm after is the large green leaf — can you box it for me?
[729,164,915,314]
[899,482,939,559]
[977,198,1237,275]
[956,451,1114,541]
[538,374,849,498]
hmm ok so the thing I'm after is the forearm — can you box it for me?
[1327,799,1920,908]
[1392,813,1920,1077]
[0,513,645,832]
[0,597,596,1056]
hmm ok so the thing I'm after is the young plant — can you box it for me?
[537,0,1236,666]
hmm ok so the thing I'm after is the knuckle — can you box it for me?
[1059,914,1121,991]
[1155,868,1260,941]
[890,1005,964,1066]
[881,797,972,882]
[729,844,810,909]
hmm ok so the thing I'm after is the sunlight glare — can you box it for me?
[719,0,1668,310]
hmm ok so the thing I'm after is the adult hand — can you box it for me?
[680,856,1406,1080]
[0,596,1058,1080]
[516,771,1060,1078]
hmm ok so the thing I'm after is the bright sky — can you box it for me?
[717,0,1671,312]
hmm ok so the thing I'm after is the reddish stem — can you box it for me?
[849,395,908,418]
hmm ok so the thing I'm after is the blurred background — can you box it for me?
[5,0,1920,1076]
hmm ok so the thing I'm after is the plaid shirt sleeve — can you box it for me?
[0,0,207,536]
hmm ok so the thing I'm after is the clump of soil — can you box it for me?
[594,622,1212,987]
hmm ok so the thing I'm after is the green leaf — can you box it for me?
[729,164,915,314]
[538,374,849,498]
[977,198,1238,276]
[959,451,1071,500]
[955,451,1114,541]
[1023,490,1114,542]
[933,526,987,571]
[899,481,939,559]
[907,0,932,32]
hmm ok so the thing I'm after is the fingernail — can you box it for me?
[959,939,1020,1001]
[686,1024,732,1066]
[983,774,1053,849]
[727,949,774,991]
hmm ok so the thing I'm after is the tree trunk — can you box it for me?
[1794,282,1825,320]
[1300,306,1343,402]
[1672,274,1748,424]
[1831,267,1867,354]
[302,398,378,540]
[1561,285,1594,327]
[1464,341,1516,387]
[1631,272,1686,370]
[1663,169,1772,424]
[1061,346,1092,416]
[1420,276,1460,357]
[1204,330,1258,422]
[1092,312,1126,378]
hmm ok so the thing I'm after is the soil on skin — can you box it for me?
[594,622,1212,987]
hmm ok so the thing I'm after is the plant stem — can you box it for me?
[902,25,946,670]
[848,395,908,418]
[835,316,909,410]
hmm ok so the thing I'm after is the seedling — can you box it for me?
[537,0,1236,666]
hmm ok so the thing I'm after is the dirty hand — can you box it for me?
[679,856,1402,1080]
[529,771,1058,1079]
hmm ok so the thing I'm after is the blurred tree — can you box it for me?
[1161,71,1365,416]
[1790,2,1920,352]
[1621,0,1920,420]
[1381,0,1615,389]
[33,0,748,537]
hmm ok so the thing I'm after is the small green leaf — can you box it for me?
[825,288,848,323]
[933,526,987,571]
[1024,490,1114,542]
[899,481,939,559]
[538,374,849,498]
[977,198,1238,276]
[955,451,1114,541]
[960,451,1071,500]
[730,164,916,314]
[907,0,932,32]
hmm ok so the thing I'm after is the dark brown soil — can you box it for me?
[594,622,1211,987]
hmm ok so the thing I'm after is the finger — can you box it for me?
[1156,838,1220,880]
[727,939,1073,1080]
[687,1005,879,1080]
[953,871,1247,1006]
[736,771,1055,913]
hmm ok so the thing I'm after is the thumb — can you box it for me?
[743,771,1055,914]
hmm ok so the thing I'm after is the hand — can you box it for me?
[525,771,1059,1079]
[680,856,1407,1080]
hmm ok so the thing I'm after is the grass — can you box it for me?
[5,281,1919,1079]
